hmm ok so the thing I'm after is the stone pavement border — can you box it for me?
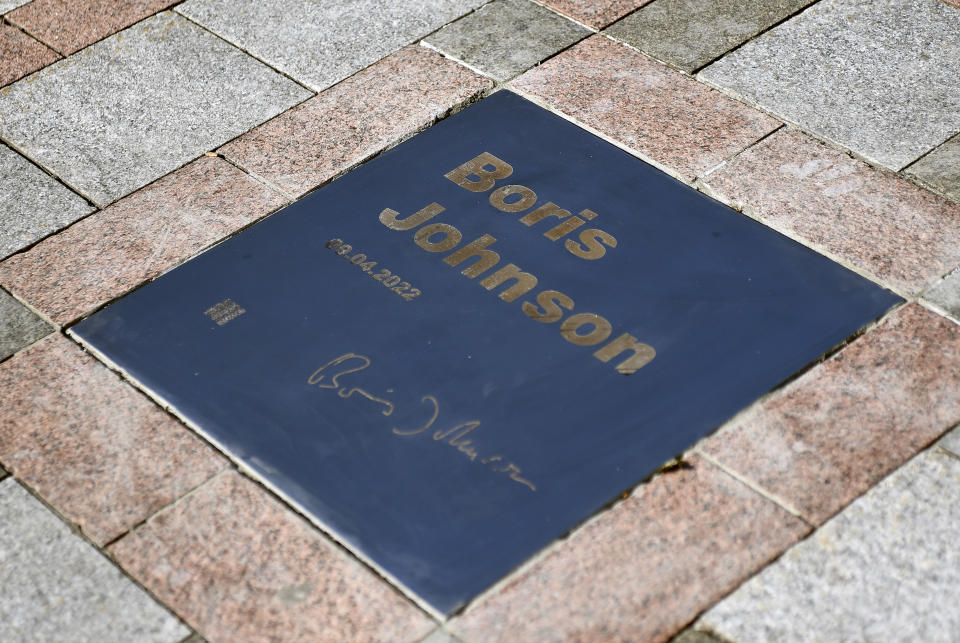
[0,0,959,640]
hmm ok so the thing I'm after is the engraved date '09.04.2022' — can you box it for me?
[326,238,421,301]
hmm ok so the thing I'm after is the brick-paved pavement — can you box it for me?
[1,1,959,641]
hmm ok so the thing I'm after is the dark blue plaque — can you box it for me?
[73,91,901,615]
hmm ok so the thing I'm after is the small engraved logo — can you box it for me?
[204,298,245,326]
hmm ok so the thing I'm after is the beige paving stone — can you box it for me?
[451,455,809,642]
[700,128,960,295]
[0,334,227,544]
[0,156,286,326]
[700,304,960,525]
[110,471,435,643]
[220,45,492,198]
[700,449,960,642]
[511,35,780,181]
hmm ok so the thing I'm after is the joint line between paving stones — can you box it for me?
[65,328,446,624]
[697,123,787,178]
[0,285,61,364]
[694,450,811,524]
[213,152,295,202]
[171,9,318,95]
[174,0,499,97]
[901,126,960,171]
[0,14,65,57]
[693,73,915,174]
[688,0,825,76]
[918,298,960,327]
[525,0,600,32]
[100,468,234,550]
[2,470,200,636]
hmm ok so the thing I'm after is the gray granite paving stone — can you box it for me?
[699,449,960,642]
[0,12,310,206]
[699,0,960,170]
[0,478,188,642]
[939,425,960,458]
[0,464,6,480]
[0,289,52,361]
[923,267,960,321]
[606,0,814,73]
[0,0,29,14]
[424,0,589,81]
[670,630,726,643]
[0,144,94,259]
[907,133,960,204]
[177,0,485,92]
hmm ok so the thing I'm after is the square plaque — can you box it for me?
[73,91,901,615]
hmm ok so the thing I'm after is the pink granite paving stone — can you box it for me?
[0,155,286,326]
[700,304,960,525]
[700,128,960,296]
[452,455,809,642]
[540,0,653,29]
[0,23,59,87]
[511,35,780,181]
[7,0,178,55]
[221,45,492,199]
[110,471,435,642]
[0,334,227,544]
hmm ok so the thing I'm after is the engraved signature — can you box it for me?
[307,353,537,492]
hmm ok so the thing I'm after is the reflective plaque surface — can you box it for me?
[73,91,901,614]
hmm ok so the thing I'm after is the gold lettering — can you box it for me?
[434,420,481,443]
[489,185,537,212]
[593,333,656,374]
[414,223,463,252]
[443,234,500,278]
[521,289,574,323]
[561,313,613,346]
[565,228,618,260]
[444,152,513,192]
[308,353,370,389]
[519,202,571,226]
[479,264,538,302]
[393,395,439,436]
[379,203,445,230]
[543,209,597,241]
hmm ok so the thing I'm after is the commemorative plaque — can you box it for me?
[72,91,901,615]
